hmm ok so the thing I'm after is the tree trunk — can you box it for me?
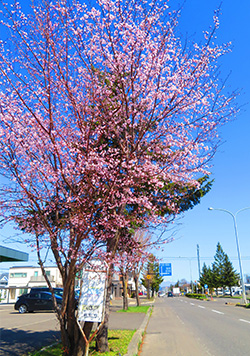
[134,273,140,307]
[122,271,129,310]
[38,252,87,356]
[59,281,87,356]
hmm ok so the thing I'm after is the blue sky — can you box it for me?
[157,0,250,284]
[1,0,250,283]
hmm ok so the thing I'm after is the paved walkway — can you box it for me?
[139,297,205,356]
[109,297,153,330]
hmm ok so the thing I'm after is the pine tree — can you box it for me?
[199,263,215,293]
[223,255,240,294]
[141,256,163,298]
[199,263,209,288]
[212,242,226,294]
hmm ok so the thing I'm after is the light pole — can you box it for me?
[208,207,250,305]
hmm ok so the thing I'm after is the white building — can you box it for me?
[7,266,63,302]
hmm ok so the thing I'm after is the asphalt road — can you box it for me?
[0,298,147,356]
[0,304,61,356]
[140,296,250,356]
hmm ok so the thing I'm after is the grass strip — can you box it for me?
[27,329,135,356]
[116,305,150,314]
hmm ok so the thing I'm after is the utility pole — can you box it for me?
[197,244,201,280]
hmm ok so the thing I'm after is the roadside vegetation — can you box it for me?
[199,243,240,296]
[28,330,135,356]
[185,293,207,300]
[117,305,150,314]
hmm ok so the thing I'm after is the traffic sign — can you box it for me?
[159,263,172,276]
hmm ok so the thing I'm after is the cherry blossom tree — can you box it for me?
[0,0,237,354]
[114,229,151,310]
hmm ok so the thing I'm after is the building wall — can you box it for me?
[7,266,63,302]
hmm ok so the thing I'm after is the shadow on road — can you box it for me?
[0,328,60,356]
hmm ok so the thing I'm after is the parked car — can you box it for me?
[31,286,79,302]
[139,292,143,296]
[14,291,62,313]
[167,291,173,297]
[158,291,165,297]
[233,290,242,296]
[30,287,63,297]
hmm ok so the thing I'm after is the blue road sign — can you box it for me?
[159,263,172,276]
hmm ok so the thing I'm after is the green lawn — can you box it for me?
[117,305,150,314]
[27,329,135,356]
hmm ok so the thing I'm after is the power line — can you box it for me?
[161,256,250,261]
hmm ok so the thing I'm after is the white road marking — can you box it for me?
[239,319,250,324]
[198,305,205,309]
[190,303,195,305]
[212,309,224,315]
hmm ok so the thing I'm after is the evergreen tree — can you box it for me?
[223,255,240,294]
[150,262,164,296]
[199,263,215,293]
[212,242,226,293]
[141,256,163,297]
[200,243,240,296]
[199,263,208,288]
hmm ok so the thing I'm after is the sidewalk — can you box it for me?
[109,297,154,356]
[138,298,206,356]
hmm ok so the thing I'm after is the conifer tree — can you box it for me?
[212,242,226,294]
[223,255,240,294]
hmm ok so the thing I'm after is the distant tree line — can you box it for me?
[199,242,240,295]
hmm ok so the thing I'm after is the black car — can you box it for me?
[14,291,62,313]
[167,291,173,297]
[31,287,79,301]
[30,287,64,297]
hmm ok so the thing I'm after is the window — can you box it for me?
[34,271,38,277]
[20,288,28,295]
[10,272,27,278]
[30,292,40,298]
[45,271,50,276]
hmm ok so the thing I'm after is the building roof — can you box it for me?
[0,245,29,262]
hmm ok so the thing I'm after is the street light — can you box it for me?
[208,207,250,305]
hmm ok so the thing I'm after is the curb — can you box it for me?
[124,304,154,356]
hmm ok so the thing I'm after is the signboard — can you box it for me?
[159,263,172,276]
[78,261,107,323]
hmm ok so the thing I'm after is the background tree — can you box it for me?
[200,243,240,296]
[150,262,164,296]
[212,242,226,294]
[141,256,163,298]
[179,278,189,293]
[222,255,240,295]
[130,230,152,307]
[199,263,215,293]
[0,0,237,354]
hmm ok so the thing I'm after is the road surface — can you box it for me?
[139,296,250,356]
